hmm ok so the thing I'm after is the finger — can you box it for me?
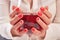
[9,7,21,18]
[12,28,28,36]
[18,28,28,36]
[31,27,41,36]
[10,13,23,25]
[36,17,48,30]
[12,5,17,10]
[40,7,52,18]
[12,20,27,36]
[45,6,48,10]
[31,27,46,37]
[13,20,24,30]
[38,11,51,25]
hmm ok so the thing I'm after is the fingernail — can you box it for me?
[32,28,35,31]
[24,29,27,32]
[40,7,45,11]
[20,20,23,23]
[16,7,20,12]
[38,11,42,16]
[18,14,23,18]
[36,17,40,20]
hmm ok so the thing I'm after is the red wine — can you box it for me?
[20,15,42,31]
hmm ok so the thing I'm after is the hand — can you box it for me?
[10,6,28,37]
[31,6,52,38]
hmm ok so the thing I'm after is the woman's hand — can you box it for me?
[10,6,28,37]
[31,6,52,38]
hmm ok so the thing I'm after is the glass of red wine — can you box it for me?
[19,12,42,33]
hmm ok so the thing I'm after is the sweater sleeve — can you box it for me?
[0,0,13,39]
